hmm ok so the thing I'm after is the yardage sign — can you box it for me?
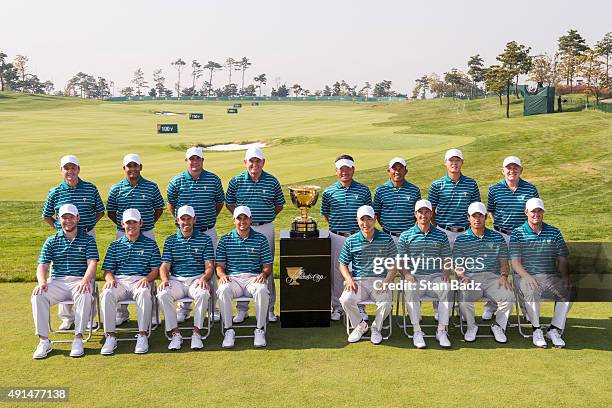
[189,113,204,119]
[233,103,242,108]
[227,108,238,114]
[157,124,178,133]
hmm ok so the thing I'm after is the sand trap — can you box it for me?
[203,142,267,152]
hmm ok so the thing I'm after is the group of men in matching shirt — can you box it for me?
[30,145,572,359]
[32,146,282,358]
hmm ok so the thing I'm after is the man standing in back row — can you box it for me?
[321,154,372,321]
[42,155,105,330]
[167,146,225,322]
[225,146,285,323]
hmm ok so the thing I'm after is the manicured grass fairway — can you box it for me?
[0,93,610,407]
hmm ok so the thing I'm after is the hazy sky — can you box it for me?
[2,0,610,95]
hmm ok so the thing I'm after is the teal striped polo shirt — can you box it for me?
[397,224,452,275]
[320,180,372,233]
[225,170,286,224]
[428,174,480,228]
[510,221,569,275]
[339,229,397,278]
[453,228,509,275]
[107,177,165,232]
[102,234,161,277]
[42,178,105,230]
[38,230,100,278]
[167,170,225,230]
[487,178,539,231]
[373,179,421,233]
[161,230,215,278]
[216,228,273,276]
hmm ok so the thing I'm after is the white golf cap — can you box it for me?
[468,202,487,216]
[444,148,464,161]
[356,205,375,220]
[503,156,523,167]
[245,146,264,161]
[177,205,195,218]
[525,198,545,212]
[122,208,142,222]
[414,199,433,212]
[185,146,204,159]
[335,158,354,169]
[122,153,141,166]
[233,205,252,218]
[60,155,79,168]
[58,203,79,217]
[388,157,407,169]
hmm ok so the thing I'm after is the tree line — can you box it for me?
[412,30,612,117]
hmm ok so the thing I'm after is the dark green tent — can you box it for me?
[524,86,555,116]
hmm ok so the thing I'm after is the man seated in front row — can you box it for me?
[397,199,453,349]
[100,208,161,355]
[510,198,573,348]
[339,205,397,345]
[31,204,99,359]
[157,205,215,351]
[216,206,272,349]
[453,202,515,344]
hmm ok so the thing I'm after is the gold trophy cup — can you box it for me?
[288,185,320,238]
[286,266,304,285]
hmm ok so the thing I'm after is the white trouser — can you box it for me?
[32,276,93,338]
[340,277,392,331]
[482,230,517,314]
[458,272,515,330]
[179,227,218,314]
[237,223,276,314]
[435,225,462,250]
[157,276,211,332]
[59,229,96,323]
[116,229,155,240]
[330,231,349,310]
[101,276,153,333]
[217,273,269,330]
[405,273,453,327]
[517,274,573,330]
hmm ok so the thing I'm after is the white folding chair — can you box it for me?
[220,296,267,340]
[115,283,159,342]
[396,287,447,338]
[344,300,392,340]
[454,292,496,339]
[511,274,560,338]
[48,285,101,343]
[163,291,214,341]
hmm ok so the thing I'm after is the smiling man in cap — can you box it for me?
[100,208,161,355]
[167,146,225,322]
[339,205,397,344]
[321,154,373,321]
[483,155,539,320]
[397,199,453,349]
[453,202,515,343]
[216,206,272,348]
[31,204,99,359]
[510,198,573,348]
[42,155,105,330]
[225,146,285,323]
[373,157,421,242]
[157,205,215,350]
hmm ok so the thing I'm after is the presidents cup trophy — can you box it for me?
[288,185,320,238]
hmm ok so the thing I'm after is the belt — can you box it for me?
[82,226,95,233]
[330,230,356,237]
[439,225,467,233]
[199,226,214,232]
[494,226,512,235]
[252,222,271,226]
[382,228,402,237]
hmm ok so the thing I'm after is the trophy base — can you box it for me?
[291,218,318,239]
